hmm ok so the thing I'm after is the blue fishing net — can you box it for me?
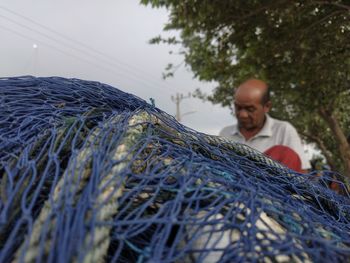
[0,76,349,263]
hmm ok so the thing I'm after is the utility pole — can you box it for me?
[171,92,195,122]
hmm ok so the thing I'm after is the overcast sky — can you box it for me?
[0,0,234,135]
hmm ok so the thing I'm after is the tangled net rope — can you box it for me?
[0,76,349,263]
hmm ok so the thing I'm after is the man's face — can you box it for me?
[234,89,270,131]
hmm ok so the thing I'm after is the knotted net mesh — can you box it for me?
[0,76,349,263]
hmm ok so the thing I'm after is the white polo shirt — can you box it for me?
[219,115,311,170]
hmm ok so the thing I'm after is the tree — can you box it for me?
[141,0,350,179]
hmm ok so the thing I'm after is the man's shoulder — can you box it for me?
[270,116,297,133]
[219,124,237,136]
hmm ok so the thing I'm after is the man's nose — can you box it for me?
[237,109,249,118]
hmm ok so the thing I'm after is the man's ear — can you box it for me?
[264,101,272,113]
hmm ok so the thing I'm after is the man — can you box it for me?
[219,78,310,171]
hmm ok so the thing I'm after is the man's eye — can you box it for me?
[234,106,254,113]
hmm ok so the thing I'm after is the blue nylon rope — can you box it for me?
[0,76,349,263]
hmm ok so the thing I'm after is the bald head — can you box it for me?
[233,79,271,134]
[234,79,270,105]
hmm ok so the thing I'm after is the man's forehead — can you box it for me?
[234,88,263,103]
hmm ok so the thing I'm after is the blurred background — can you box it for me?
[0,0,232,135]
[2,0,349,174]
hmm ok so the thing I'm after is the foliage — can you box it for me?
[141,0,350,177]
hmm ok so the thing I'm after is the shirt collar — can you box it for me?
[232,123,239,135]
[231,114,273,137]
[258,114,273,137]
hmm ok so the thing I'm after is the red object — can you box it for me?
[330,181,342,194]
[264,145,303,173]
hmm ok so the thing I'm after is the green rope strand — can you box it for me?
[14,115,107,263]
[80,111,149,263]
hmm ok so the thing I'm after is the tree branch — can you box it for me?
[319,107,350,178]
[313,1,350,11]
[300,132,336,170]
[303,10,344,33]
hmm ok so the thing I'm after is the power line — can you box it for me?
[0,24,166,94]
[0,11,166,92]
[0,21,178,100]
[0,5,179,93]
[0,24,115,74]
[0,5,159,79]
